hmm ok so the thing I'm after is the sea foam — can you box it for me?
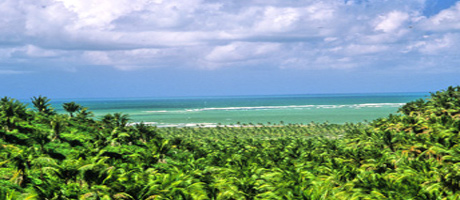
[142,103,406,113]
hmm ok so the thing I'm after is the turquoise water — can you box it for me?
[42,92,429,127]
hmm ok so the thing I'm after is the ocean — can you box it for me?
[42,92,429,127]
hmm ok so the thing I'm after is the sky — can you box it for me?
[1,0,460,99]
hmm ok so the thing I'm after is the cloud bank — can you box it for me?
[1,0,460,72]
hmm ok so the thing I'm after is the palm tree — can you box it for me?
[50,115,67,141]
[10,147,35,188]
[75,107,94,122]
[62,102,81,117]
[31,96,54,115]
[79,158,105,186]
[0,188,19,200]
[0,97,29,131]
[113,113,130,128]
[101,113,115,129]
[134,123,159,143]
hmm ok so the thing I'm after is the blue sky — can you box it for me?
[1,0,460,98]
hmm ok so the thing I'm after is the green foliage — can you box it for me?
[62,102,81,117]
[31,95,55,116]
[1,87,460,199]
[0,97,30,131]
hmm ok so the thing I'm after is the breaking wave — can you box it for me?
[143,103,406,113]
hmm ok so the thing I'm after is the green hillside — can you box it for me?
[1,87,460,199]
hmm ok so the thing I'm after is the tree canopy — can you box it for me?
[1,86,460,199]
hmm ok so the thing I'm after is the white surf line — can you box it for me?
[141,103,407,113]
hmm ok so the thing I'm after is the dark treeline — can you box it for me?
[1,86,460,199]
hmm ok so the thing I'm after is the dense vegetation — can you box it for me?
[1,86,460,199]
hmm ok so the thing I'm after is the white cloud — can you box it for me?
[417,33,459,54]
[421,2,460,31]
[254,7,300,33]
[374,11,409,33]
[23,45,61,57]
[0,0,459,73]
[205,42,280,62]
[344,44,389,55]
[83,51,112,65]
[281,56,357,70]
[82,46,201,70]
